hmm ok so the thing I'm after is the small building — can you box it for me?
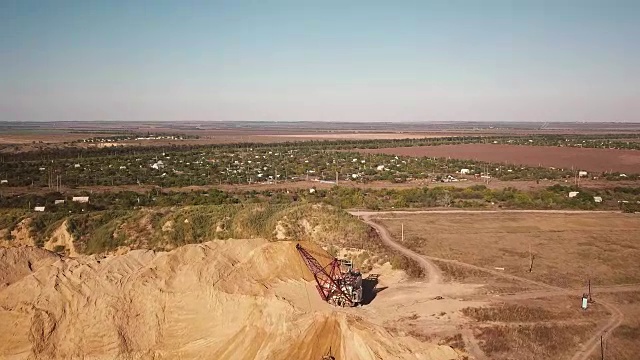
[376,165,385,171]
[569,191,579,198]
[74,164,81,168]
[309,188,316,194]
[0,179,7,185]
[578,171,588,177]
[593,196,603,203]
[34,206,45,212]
[54,199,65,205]
[151,160,165,170]
[460,169,470,175]
[72,196,89,203]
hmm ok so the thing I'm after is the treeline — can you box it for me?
[0,203,373,255]
[1,136,478,162]
[5,133,640,163]
[3,184,639,214]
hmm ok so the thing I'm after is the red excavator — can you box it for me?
[295,244,363,307]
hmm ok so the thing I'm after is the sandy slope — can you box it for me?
[0,239,460,360]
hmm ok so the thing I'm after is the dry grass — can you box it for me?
[463,295,610,322]
[587,291,640,360]
[432,258,540,294]
[475,322,597,360]
[438,333,466,352]
[377,212,640,288]
[406,329,434,342]
[389,253,425,278]
[461,296,610,359]
[463,304,560,322]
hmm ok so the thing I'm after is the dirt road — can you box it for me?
[351,209,635,360]
[358,213,442,285]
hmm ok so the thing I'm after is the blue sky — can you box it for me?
[1,0,639,122]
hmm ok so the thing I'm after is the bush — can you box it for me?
[390,254,425,278]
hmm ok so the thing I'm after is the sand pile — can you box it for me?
[0,239,460,360]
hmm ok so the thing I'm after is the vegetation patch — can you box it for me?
[390,254,425,278]
[0,209,27,241]
[462,304,563,322]
[475,323,596,360]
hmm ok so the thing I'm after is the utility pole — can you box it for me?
[600,335,604,360]
[529,243,534,272]
[335,171,339,185]
[589,279,592,302]
[401,223,404,242]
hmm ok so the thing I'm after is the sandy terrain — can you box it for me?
[360,144,640,173]
[0,239,463,360]
[2,208,639,359]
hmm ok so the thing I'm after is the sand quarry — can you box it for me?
[0,239,469,360]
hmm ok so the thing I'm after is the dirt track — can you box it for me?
[359,214,442,285]
[352,209,639,360]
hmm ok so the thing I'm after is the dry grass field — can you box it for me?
[465,295,609,360]
[376,212,640,288]
[369,211,640,359]
[587,291,640,360]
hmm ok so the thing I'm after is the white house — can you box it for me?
[151,160,165,170]
[74,164,81,168]
[72,196,89,203]
[376,165,385,171]
[309,188,316,194]
[54,199,65,205]
[460,169,470,175]
[34,206,45,212]
[0,179,7,185]
[593,196,603,203]
[578,171,588,177]
[569,191,579,198]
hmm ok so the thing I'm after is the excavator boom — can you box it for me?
[295,244,361,307]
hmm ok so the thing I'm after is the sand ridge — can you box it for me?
[0,239,460,360]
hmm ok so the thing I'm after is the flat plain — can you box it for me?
[376,212,640,288]
[371,211,640,359]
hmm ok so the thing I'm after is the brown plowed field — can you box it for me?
[361,144,640,173]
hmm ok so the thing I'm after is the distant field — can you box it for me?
[0,129,456,148]
[375,212,640,288]
[361,144,640,173]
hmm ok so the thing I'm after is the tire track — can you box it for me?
[351,210,633,360]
